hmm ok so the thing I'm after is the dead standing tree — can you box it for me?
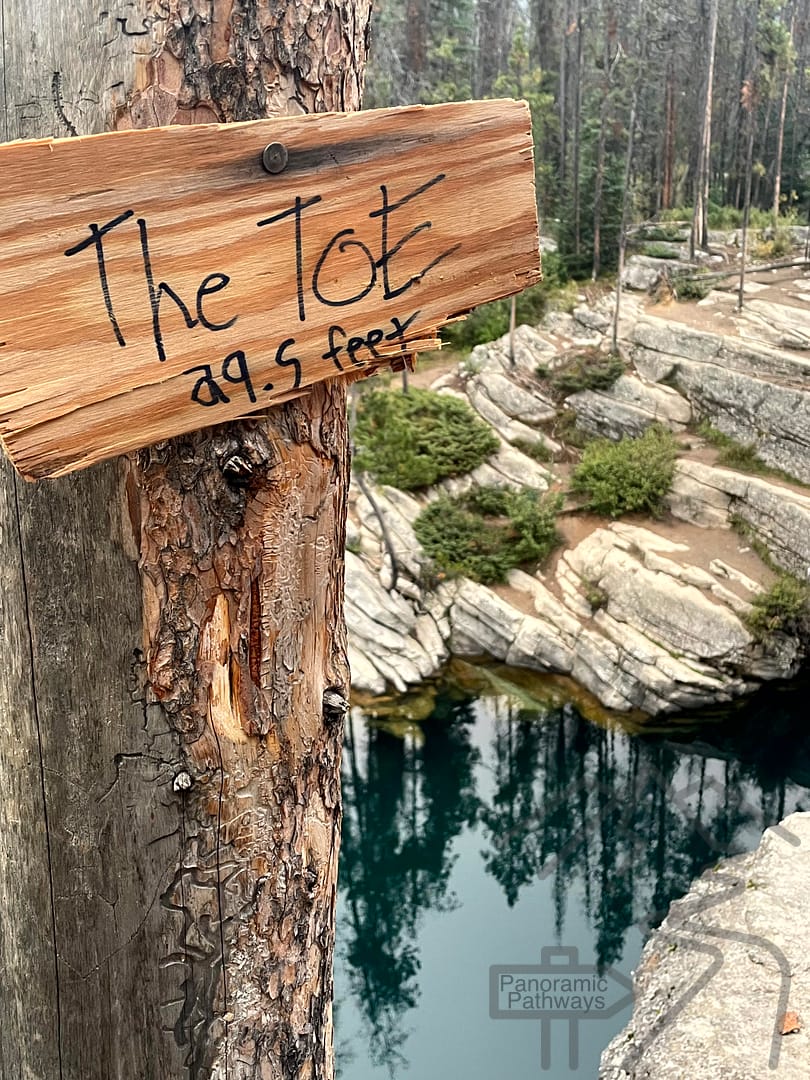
[0,1,371,1077]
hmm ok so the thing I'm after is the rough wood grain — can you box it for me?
[0,1,370,1077]
[0,99,538,479]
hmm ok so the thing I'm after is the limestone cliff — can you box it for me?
[346,282,810,716]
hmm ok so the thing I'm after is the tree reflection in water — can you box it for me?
[336,668,810,1075]
[338,693,480,1070]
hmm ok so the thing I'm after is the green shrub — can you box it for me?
[670,272,713,301]
[753,228,793,261]
[549,352,625,397]
[512,437,552,463]
[571,427,678,517]
[697,421,806,484]
[637,225,686,243]
[658,204,799,231]
[441,252,569,351]
[639,242,680,259]
[583,581,608,611]
[746,575,810,639]
[554,408,592,449]
[718,442,766,471]
[354,388,499,490]
[414,486,562,584]
[658,205,693,223]
[697,422,767,473]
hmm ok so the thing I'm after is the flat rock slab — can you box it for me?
[600,812,810,1079]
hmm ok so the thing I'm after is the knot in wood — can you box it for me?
[322,688,349,727]
[221,452,255,487]
[172,770,194,793]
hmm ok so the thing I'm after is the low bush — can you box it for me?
[570,426,678,517]
[548,351,625,398]
[670,271,713,301]
[554,408,592,449]
[639,242,680,259]
[414,485,563,584]
[697,422,766,473]
[512,437,553,463]
[746,575,810,639]
[637,225,686,243]
[698,421,805,484]
[583,581,608,611]
[658,204,800,231]
[753,228,793,261]
[353,388,499,490]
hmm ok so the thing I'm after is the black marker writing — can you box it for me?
[137,217,198,362]
[312,230,377,308]
[257,194,323,323]
[64,208,135,347]
[66,211,238,362]
[370,174,461,300]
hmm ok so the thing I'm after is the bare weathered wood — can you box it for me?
[0,100,539,480]
[0,1,371,1077]
[0,456,61,1079]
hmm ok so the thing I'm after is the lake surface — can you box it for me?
[333,662,810,1079]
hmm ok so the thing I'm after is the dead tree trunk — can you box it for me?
[690,0,719,259]
[0,2,371,1078]
[661,59,676,211]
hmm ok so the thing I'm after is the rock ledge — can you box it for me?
[600,812,810,1079]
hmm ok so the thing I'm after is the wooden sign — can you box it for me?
[0,99,540,479]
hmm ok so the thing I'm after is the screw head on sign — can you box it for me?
[261,142,289,175]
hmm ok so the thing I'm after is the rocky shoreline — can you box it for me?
[599,811,810,1079]
[346,281,810,716]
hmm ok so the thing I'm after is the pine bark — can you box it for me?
[0,1,371,1077]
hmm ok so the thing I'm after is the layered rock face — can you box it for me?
[630,315,810,483]
[346,292,810,716]
[599,812,810,1079]
[347,471,800,710]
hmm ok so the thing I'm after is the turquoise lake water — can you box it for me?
[333,664,810,1079]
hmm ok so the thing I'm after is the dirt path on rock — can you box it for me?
[642,262,810,339]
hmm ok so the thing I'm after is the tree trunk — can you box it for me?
[773,68,791,225]
[753,97,774,208]
[661,59,676,211]
[559,0,570,185]
[534,0,559,72]
[475,0,516,97]
[773,12,795,227]
[592,5,617,280]
[405,0,430,80]
[613,57,640,353]
[739,82,759,312]
[572,0,585,257]
[0,2,370,1078]
[690,0,719,258]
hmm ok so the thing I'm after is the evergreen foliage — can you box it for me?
[414,486,563,584]
[746,575,810,639]
[570,427,678,517]
[353,388,498,491]
[546,352,625,398]
[364,0,810,282]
